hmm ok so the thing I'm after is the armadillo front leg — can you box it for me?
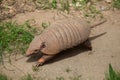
[36,54,55,67]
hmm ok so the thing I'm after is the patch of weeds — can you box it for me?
[0,21,37,63]
[84,5,101,18]
[112,0,120,9]
[0,74,8,80]
[72,0,89,10]
[89,5,100,14]
[3,5,10,11]
[51,0,57,9]
[69,75,82,80]
[33,0,101,17]
[65,67,71,73]
[0,0,3,3]
[56,77,64,80]
[42,22,50,29]
[35,0,90,13]
[106,64,120,80]
[32,65,39,72]
[35,0,52,9]
[21,74,33,80]
[35,0,57,9]
[60,0,70,13]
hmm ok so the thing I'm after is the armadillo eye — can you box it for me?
[34,49,39,53]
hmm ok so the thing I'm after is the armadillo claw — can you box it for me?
[35,62,44,67]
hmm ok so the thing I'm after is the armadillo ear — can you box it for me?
[34,49,40,53]
[40,42,46,50]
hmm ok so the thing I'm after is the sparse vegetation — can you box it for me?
[1,0,120,20]
[0,21,37,63]
[0,74,8,80]
[56,77,65,80]
[112,0,120,9]
[72,0,89,9]
[21,74,33,80]
[42,22,50,29]
[32,65,39,72]
[60,0,70,13]
[69,75,82,80]
[0,0,105,20]
[65,67,71,73]
[106,64,120,80]
[1,64,120,80]
[0,0,3,3]
[56,75,81,80]
[0,0,120,80]
[0,74,34,80]
[51,0,57,9]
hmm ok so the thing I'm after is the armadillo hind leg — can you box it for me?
[36,54,55,67]
[81,39,92,50]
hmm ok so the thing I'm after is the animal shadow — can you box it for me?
[26,53,42,62]
[26,44,89,63]
[46,45,90,65]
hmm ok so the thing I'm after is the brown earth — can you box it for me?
[0,3,120,80]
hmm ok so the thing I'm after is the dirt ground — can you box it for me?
[0,4,120,80]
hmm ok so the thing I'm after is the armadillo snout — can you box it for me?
[25,48,36,57]
[26,51,33,57]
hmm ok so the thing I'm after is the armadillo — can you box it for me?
[26,18,106,66]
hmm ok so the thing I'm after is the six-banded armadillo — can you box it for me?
[26,18,106,66]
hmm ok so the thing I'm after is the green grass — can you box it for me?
[112,0,120,9]
[106,64,120,80]
[69,75,81,80]
[34,0,101,17]
[0,0,3,3]
[1,64,120,80]
[51,0,57,9]
[21,74,33,80]
[0,0,102,19]
[60,0,70,13]
[34,0,89,13]
[0,21,37,63]
[56,77,65,80]
[65,67,71,73]
[0,74,8,80]
[84,5,101,18]
[56,75,81,80]
[72,0,89,9]
[42,22,50,29]
[0,74,33,80]
[32,65,39,72]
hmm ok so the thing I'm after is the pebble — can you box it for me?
[105,0,112,3]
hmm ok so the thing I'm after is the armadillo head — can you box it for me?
[26,36,45,57]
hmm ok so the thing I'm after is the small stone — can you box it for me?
[105,0,112,3]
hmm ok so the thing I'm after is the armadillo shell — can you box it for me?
[40,18,91,55]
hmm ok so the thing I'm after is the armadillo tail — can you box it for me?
[90,18,107,28]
